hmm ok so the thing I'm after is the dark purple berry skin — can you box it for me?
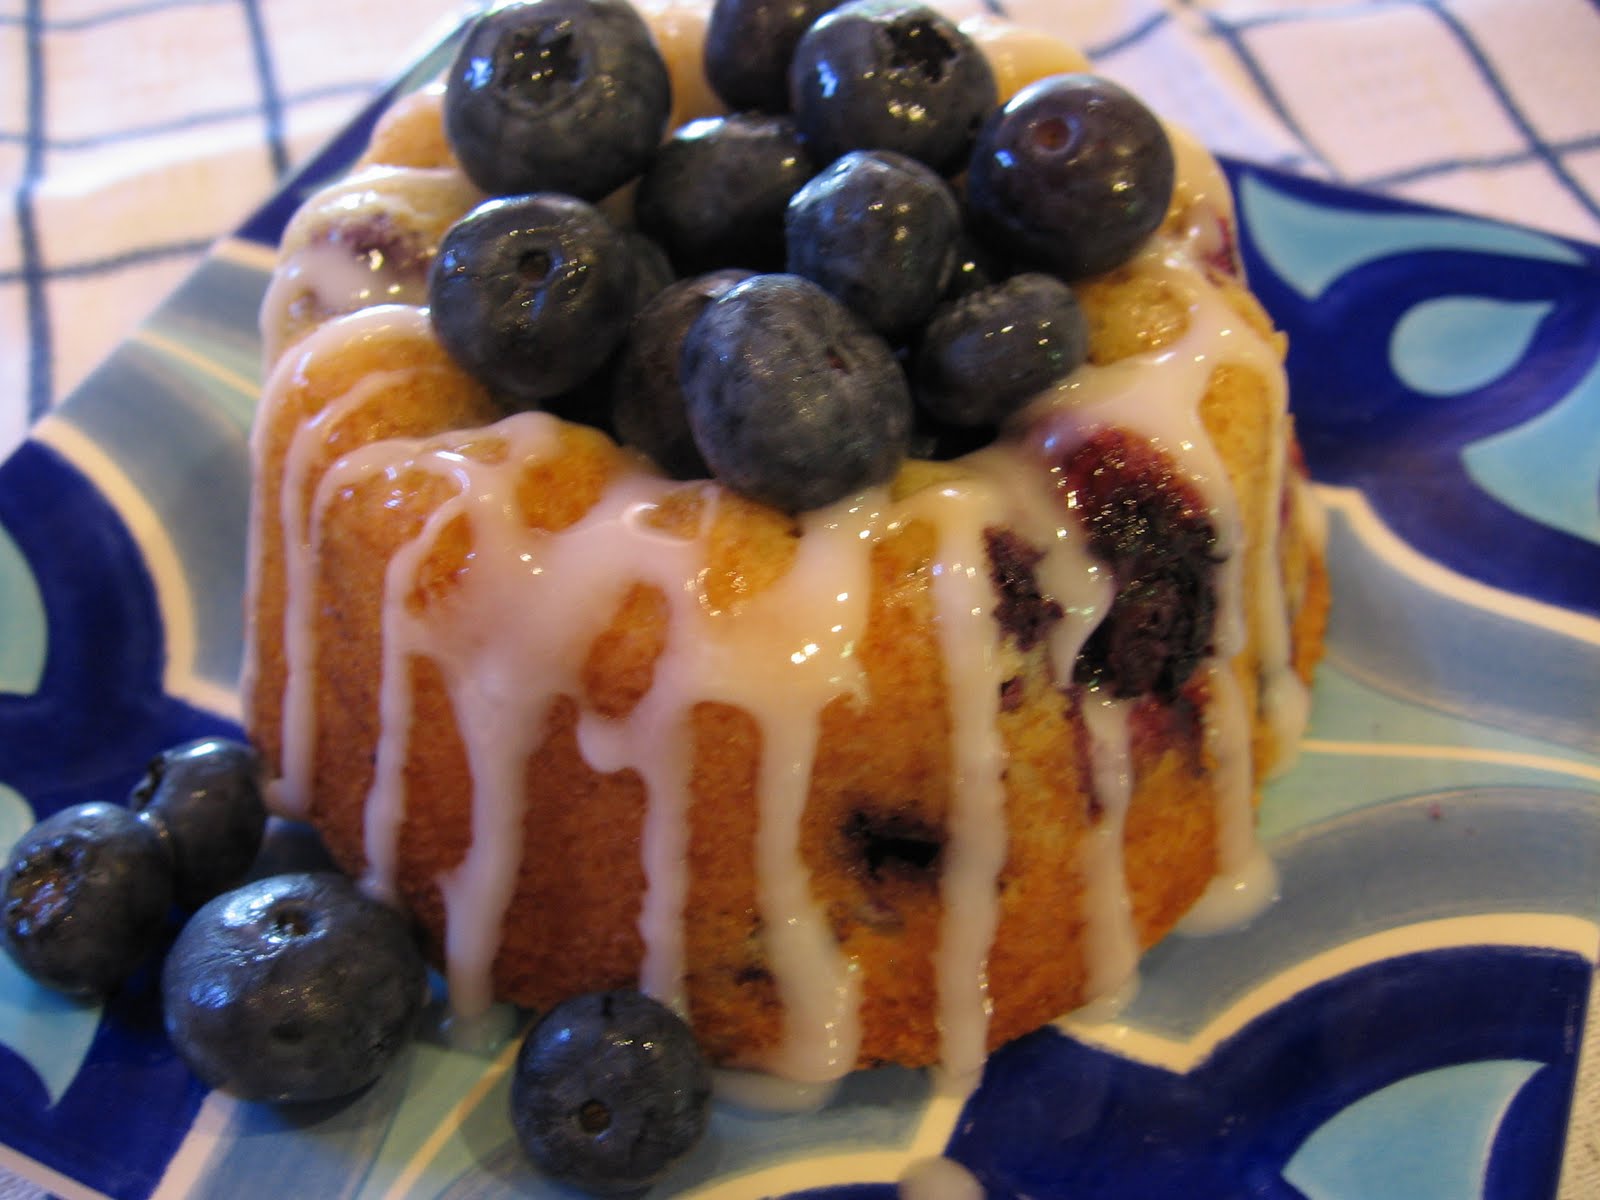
[612,269,754,479]
[944,229,1008,300]
[162,872,426,1103]
[622,230,677,313]
[788,0,996,175]
[0,802,174,996]
[967,74,1175,281]
[129,737,266,909]
[785,149,960,336]
[429,194,637,407]
[444,0,671,200]
[704,0,841,113]
[636,113,816,275]
[681,273,912,511]
[1058,430,1219,699]
[510,991,711,1196]
[914,273,1088,427]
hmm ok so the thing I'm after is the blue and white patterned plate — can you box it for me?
[1,21,1598,1199]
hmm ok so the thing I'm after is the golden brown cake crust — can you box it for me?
[247,277,1327,1073]
[247,34,1329,1075]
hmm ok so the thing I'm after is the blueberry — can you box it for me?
[944,229,1008,300]
[612,269,754,479]
[914,273,1089,427]
[967,74,1175,280]
[704,0,840,113]
[785,149,960,336]
[622,230,676,313]
[681,273,912,511]
[636,113,815,275]
[789,0,997,175]
[1057,430,1219,699]
[430,194,637,407]
[0,802,174,996]
[510,990,711,1196]
[444,0,671,200]
[129,737,266,908]
[162,872,426,1103]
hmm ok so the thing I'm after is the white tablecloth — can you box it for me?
[3,0,1599,1195]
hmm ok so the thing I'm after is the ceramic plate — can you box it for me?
[1,16,1598,1200]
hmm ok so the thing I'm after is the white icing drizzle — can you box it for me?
[736,499,876,1081]
[1169,119,1314,772]
[961,445,1113,685]
[255,121,1313,1080]
[258,167,476,363]
[1179,659,1280,934]
[1077,691,1140,1002]
[899,1155,985,1200]
[899,481,1010,1080]
[272,307,443,817]
[711,1068,841,1114]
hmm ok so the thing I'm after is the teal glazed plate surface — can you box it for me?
[1,16,1599,1200]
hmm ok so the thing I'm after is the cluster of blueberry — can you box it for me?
[0,736,710,1192]
[431,0,1176,512]
[0,739,425,1103]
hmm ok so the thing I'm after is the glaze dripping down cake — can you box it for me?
[244,0,1328,1083]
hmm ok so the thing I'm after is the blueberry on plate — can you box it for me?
[612,268,754,479]
[636,113,815,275]
[914,273,1089,427]
[162,872,427,1103]
[0,802,175,996]
[788,0,997,175]
[444,0,671,200]
[429,193,637,408]
[129,736,266,908]
[510,990,711,1196]
[967,74,1175,280]
[703,0,840,113]
[785,148,960,336]
[681,273,913,512]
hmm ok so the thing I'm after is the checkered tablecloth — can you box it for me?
[2,0,1599,1195]
[4,0,1599,463]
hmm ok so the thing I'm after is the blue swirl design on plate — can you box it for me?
[946,945,1579,1200]
[0,440,223,1199]
[786,946,1580,1200]
[1224,162,1600,618]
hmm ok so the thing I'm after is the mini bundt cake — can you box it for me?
[243,0,1328,1082]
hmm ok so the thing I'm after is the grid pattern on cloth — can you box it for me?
[5,0,1600,457]
[0,1,1599,1197]
[0,0,468,456]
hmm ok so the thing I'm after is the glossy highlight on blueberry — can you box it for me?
[444,0,671,200]
[788,0,997,175]
[510,990,711,1196]
[967,74,1175,280]
[704,0,841,113]
[0,802,175,996]
[914,273,1089,427]
[129,736,265,908]
[785,148,961,335]
[612,268,754,479]
[681,273,913,511]
[161,872,427,1103]
[636,113,816,275]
